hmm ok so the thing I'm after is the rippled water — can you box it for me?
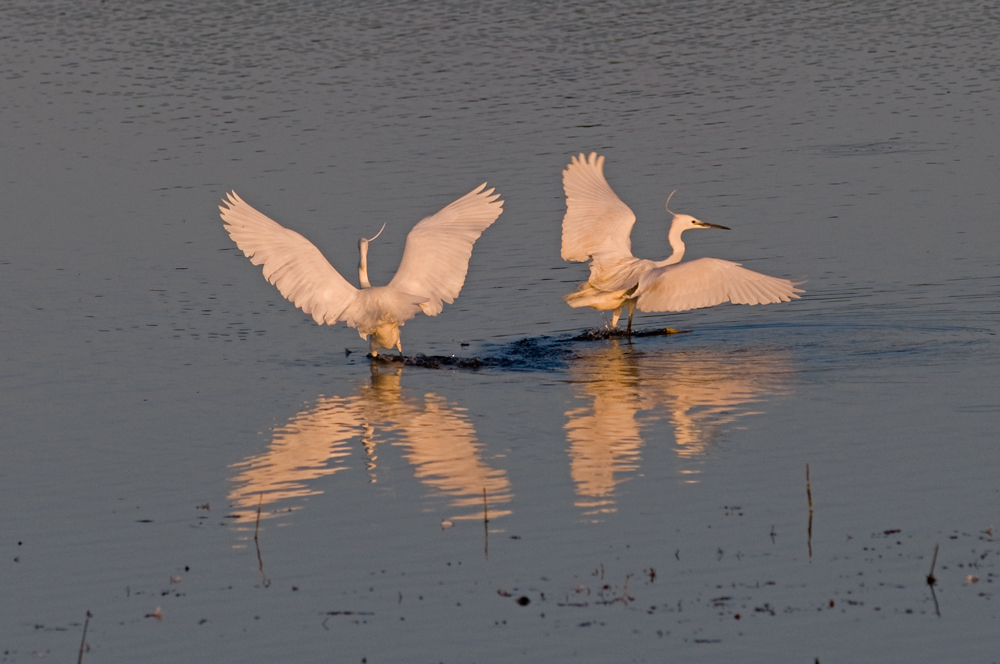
[3,1,999,662]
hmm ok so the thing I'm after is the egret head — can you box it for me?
[358,222,386,256]
[666,191,729,232]
[671,214,730,232]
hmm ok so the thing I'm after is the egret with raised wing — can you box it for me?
[220,184,503,356]
[561,152,801,337]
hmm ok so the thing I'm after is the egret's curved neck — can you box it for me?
[358,239,372,289]
[663,220,686,266]
[358,223,386,289]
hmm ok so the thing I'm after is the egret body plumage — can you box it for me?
[220,184,503,356]
[561,153,801,336]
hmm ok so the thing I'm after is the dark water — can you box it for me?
[3,1,999,662]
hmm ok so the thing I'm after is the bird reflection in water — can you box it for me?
[565,341,792,517]
[228,364,511,526]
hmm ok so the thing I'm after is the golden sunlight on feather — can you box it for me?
[220,184,503,356]
[561,153,802,336]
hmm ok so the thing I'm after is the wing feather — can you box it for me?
[561,152,637,263]
[388,183,503,316]
[219,191,359,325]
[635,258,803,312]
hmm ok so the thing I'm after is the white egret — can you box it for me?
[220,184,503,356]
[561,152,802,337]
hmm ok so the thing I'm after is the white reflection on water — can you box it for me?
[566,341,792,516]
[228,364,510,523]
[230,340,792,525]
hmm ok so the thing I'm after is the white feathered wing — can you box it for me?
[220,185,503,338]
[561,152,637,267]
[636,258,802,312]
[219,191,361,325]
[389,183,504,316]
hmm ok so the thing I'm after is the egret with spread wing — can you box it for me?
[561,153,801,337]
[220,184,503,356]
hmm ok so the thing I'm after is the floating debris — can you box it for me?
[355,327,695,372]
[570,327,690,341]
[369,336,578,371]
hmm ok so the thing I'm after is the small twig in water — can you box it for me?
[77,611,92,664]
[596,574,635,606]
[927,543,941,617]
[806,463,813,558]
[254,492,263,542]
[927,543,939,585]
[254,493,271,588]
[620,574,635,604]
[806,464,813,510]
[483,488,489,560]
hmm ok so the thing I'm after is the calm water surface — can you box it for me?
[2,1,999,662]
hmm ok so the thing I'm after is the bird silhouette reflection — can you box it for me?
[228,364,510,524]
[565,341,792,517]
